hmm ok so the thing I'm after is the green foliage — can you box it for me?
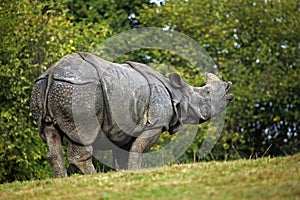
[137,0,300,159]
[63,0,148,30]
[0,0,59,183]
[0,0,111,183]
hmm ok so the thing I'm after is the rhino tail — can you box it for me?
[42,68,54,124]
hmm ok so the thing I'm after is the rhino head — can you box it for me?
[169,72,234,125]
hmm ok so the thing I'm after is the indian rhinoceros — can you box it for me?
[30,52,233,177]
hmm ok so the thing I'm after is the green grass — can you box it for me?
[1,154,299,200]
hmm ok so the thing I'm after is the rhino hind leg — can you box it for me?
[67,142,96,175]
[43,125,68,178]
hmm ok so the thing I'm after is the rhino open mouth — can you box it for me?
[226,94,234,101]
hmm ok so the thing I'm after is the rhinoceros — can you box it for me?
[30,52,233,177]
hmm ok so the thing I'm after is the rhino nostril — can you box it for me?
[226,82,232,92]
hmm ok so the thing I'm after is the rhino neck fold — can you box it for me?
[126,61,183,135]
[179,94,209,126]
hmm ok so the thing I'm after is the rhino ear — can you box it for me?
[169,73,183,88]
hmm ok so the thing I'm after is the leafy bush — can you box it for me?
[137,0,300,159]
[0,0,110,183]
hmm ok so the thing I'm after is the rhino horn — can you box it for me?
[205,72,221,83]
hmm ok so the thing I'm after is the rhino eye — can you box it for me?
[205,87,211,94]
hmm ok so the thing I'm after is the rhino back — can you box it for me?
[45,53,153,145]
[36,53,99,84]
[32,52,175,147]
[79,52,174,144]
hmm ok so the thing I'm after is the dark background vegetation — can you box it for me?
[0,0,299,183]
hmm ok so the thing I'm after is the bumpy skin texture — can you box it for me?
[30,52,233,177]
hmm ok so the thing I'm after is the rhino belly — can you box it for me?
[48,80,104,145]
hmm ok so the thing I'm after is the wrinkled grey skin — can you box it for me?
[30,52,233,177]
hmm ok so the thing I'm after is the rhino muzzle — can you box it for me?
[226,93,234,101]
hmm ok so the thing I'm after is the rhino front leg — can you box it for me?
[67,142,96,175]
[128,128,161,170]
[43,125,68,178]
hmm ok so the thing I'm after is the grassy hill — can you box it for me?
[1,154,299,200]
